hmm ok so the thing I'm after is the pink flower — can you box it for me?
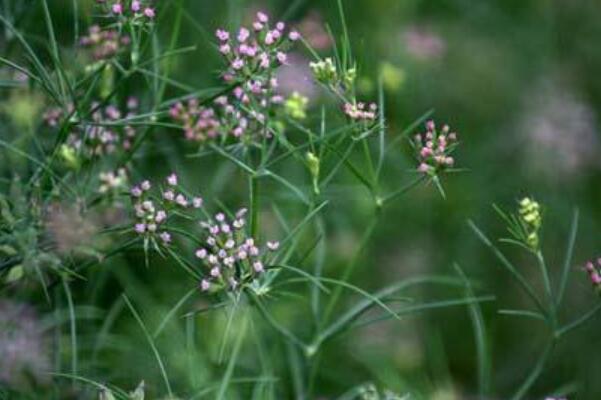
[267,241,280,251]
[215,29,230,41]
[231,58,244,70]
[276,52,287,64]
[193,197,203,208]
[238,27,250,42]
[167,173,178,186]
[155,210,167,223]
[112,3,123,14]
[265,31,275,45]
[219,44,231,54]
[253,261,264,273]
[196,248,207,259]
[163,190,175,201]
[418,163,430,173]
[134,223,146,234]
[257,11,269,23]
[143,7,155,18]
[200,279,211,291]
[159,232,171,244]
[131,0,141,12]
[259,53,270,68]
[289,31,301,41]
[131,186,142,197]
[175,194,188,207]
[141,180,151,191]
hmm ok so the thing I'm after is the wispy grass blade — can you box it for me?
[556,208,579,307]
[455,264,491,397]
[216,317,247,400]
[123,294,173,397]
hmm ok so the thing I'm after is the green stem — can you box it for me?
[511,339,555,400]
[556,302,601,338]
[250,175,259,239]
[321,213,380,326]
[536,251,555,323]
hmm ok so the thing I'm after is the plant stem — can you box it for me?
[511,339,555,400]
[536,251,555,325]
[321,213,380,327]
[250,174,259,238]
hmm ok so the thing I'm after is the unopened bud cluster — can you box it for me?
[197,208,280,293]
[343,102,377,121]
[79,25,131,61]
[414,120,457,174]
[130,173,203,245]
[518,197,542,250]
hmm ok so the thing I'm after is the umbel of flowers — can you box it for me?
[130,173,203,246]
[414,120,458,175]
[197,208,280,293]
[79,25,131,62]
[96,0,156,20]
[169,11,300,144]
[43,97,140,161]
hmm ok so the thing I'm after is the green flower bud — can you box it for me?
[342,67,357,88]
[59,144,80,170]
[518,197,542,250]
[309,58,337,84]
[379,62,406,92]
[100,63,115,99]
[284,92,309,120]
[306,151,320,195]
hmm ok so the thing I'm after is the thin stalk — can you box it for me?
[557,209,579,307]
[321,214,380,325]
[536,251,555,321]
[511,339,555,400]
[250,175,259,239]
[61,278,77,387]
[556,302,601,338]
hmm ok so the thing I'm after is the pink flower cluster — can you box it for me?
[584,259,601,291]
[42,105,71,128]
[130,173,203,245]
[216,11,300,82]
[43,98,140,158]
[169,12,298,144]
[343,102,378,121]
[97,0,156,19]
[169,79,282,142]
[79,25,131,61]
[197,208,280,293]
[414,120,458,174]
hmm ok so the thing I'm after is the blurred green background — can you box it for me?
[2,0,601,398]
